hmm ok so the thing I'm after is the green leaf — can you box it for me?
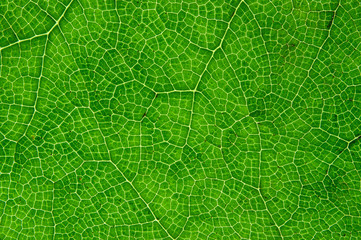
[1,0,361,239]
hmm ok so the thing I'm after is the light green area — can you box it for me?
[1,0,361,239]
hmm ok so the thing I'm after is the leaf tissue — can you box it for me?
[0,0,361,239]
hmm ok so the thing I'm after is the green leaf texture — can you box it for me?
[1,0,361,239]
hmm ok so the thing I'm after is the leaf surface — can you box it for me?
[1,0,361,239]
